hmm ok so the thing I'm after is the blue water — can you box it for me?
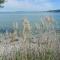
[0,12,60,33]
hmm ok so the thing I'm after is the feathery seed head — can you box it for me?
[41,19,44,25]
[23,17,31,32]
[12,30,18,41]
[46,16,54,23]
[35,23,40,30]
[5,30,9,39]
[13,22,18,30]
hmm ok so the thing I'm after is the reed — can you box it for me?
[0,16,60,60]
[5,30,9,40]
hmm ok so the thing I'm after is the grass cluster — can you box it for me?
[0,16,60,60]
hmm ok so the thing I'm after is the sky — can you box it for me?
[0,0,60,12]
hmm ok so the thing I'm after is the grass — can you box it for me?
[0,16,60,60]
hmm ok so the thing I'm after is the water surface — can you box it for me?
[0,12,60,33]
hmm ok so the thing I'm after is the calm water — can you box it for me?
[0,12,60,33]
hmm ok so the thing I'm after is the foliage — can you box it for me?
[0,0,5,8]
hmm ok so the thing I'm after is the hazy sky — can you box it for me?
[0,0,60,12]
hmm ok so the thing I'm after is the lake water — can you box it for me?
[0,12,60,33]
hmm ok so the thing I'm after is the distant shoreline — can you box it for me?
[0,9,60,13]
[47,9,60,12]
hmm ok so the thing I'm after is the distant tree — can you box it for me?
[0,0,5,8]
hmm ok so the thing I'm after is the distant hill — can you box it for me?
[0,9,60,13]
[47,9,60,12]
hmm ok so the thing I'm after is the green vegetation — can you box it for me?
[0,0,5,8]
[0,0,5,4]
